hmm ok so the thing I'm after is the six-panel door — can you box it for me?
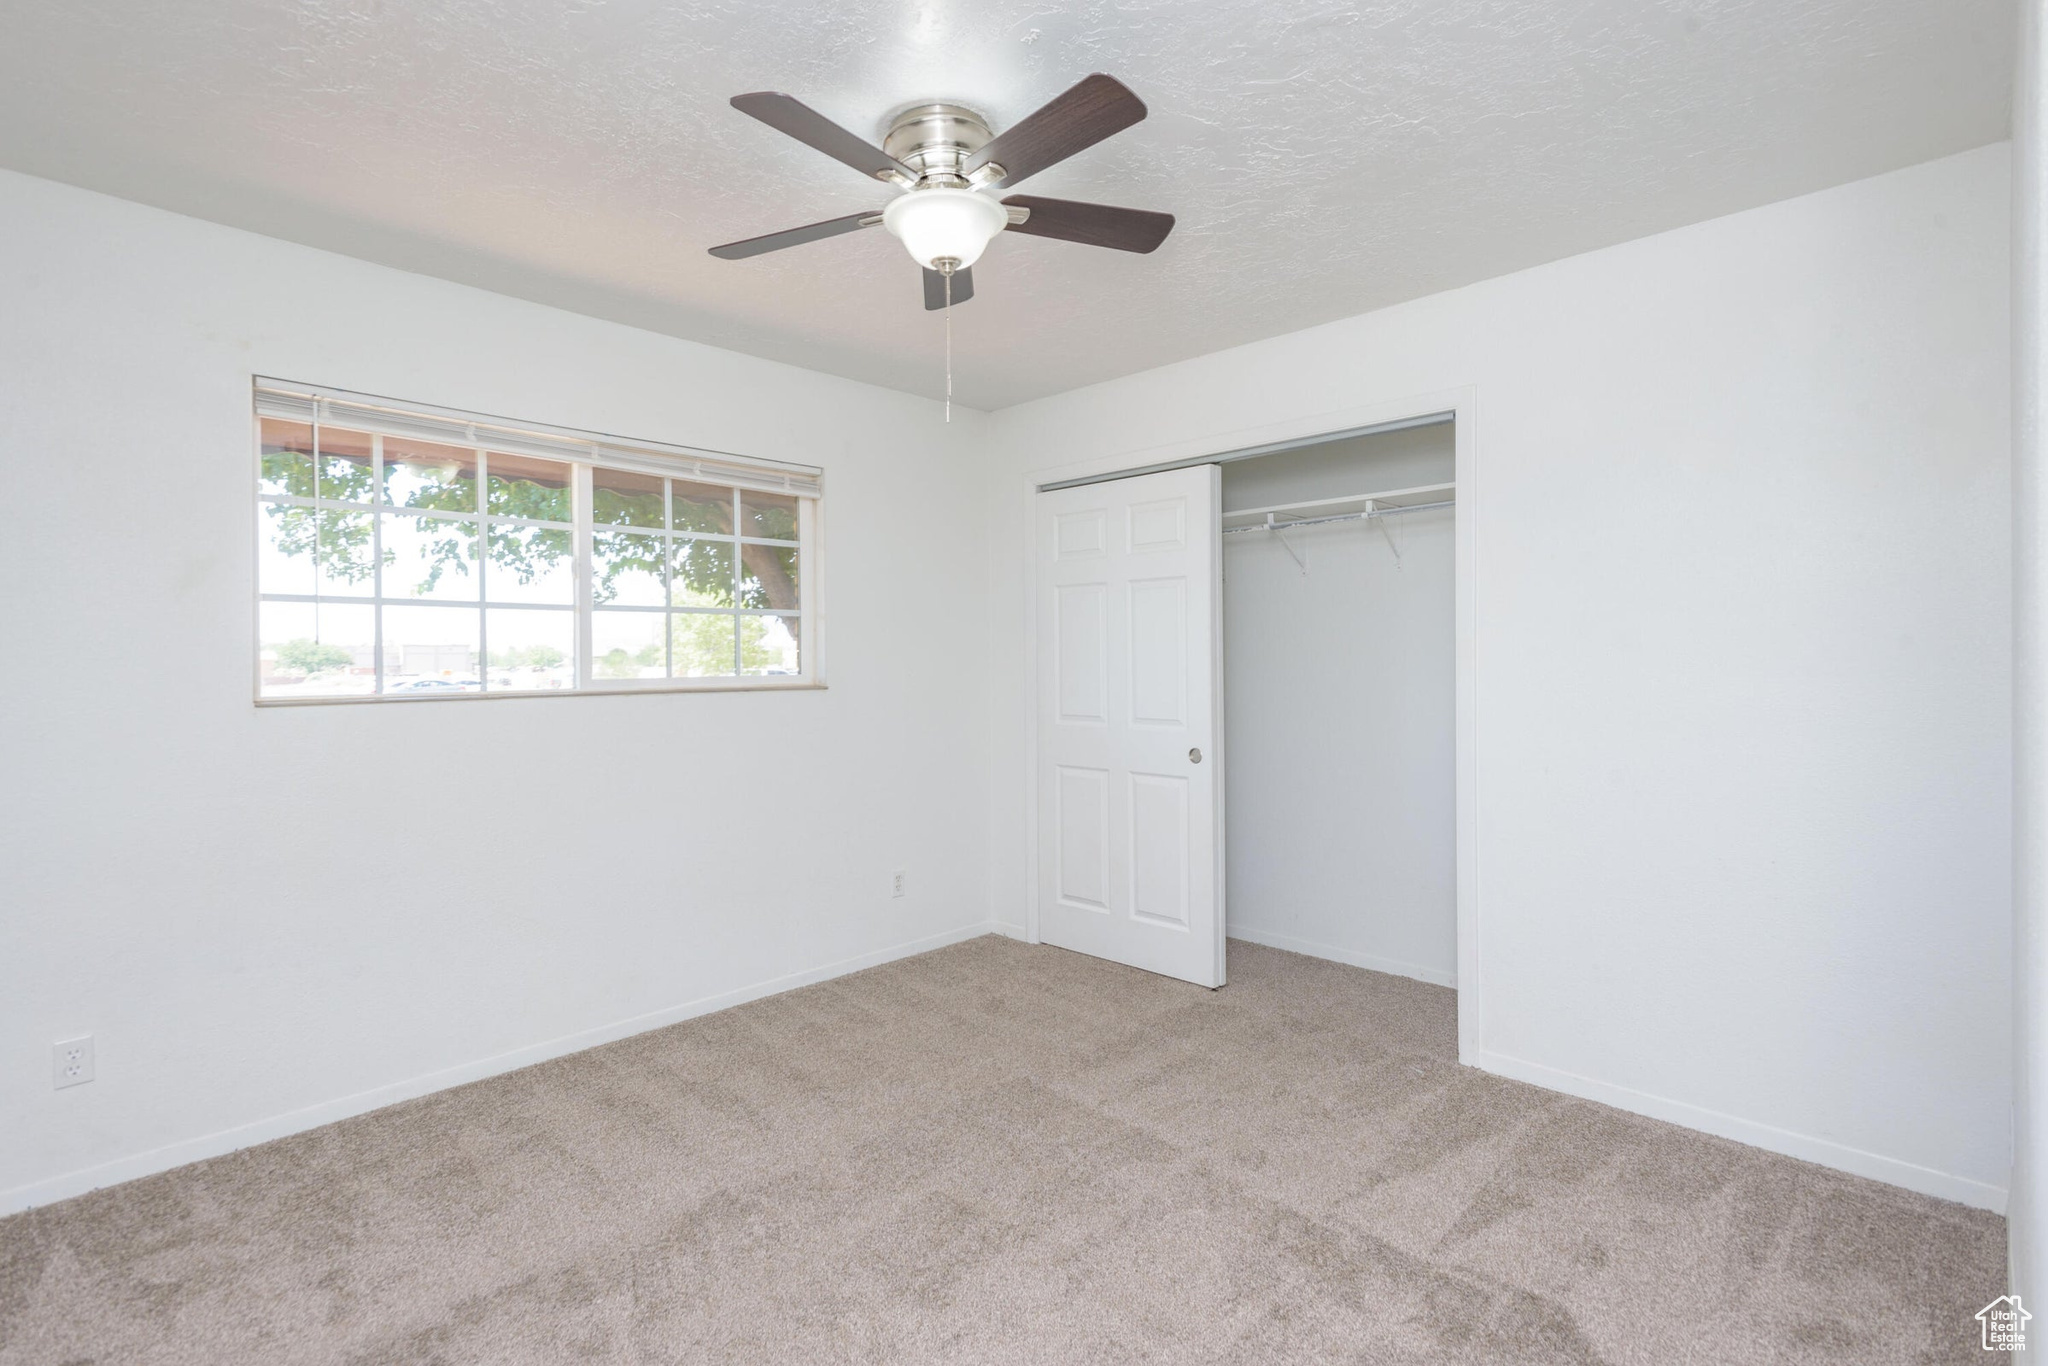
[1036,464,1223,988]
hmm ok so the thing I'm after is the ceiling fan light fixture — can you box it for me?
[882,188,1007,271]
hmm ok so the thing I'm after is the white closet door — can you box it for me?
[1036,464,1224,988]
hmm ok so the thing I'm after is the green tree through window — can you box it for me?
[273,638,354,674]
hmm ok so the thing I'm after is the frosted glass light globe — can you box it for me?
[882,188,1008,270]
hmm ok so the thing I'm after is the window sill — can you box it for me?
[255,678,827,706]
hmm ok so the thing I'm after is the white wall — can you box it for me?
[988,144,2014,1208]
[1,140,2016,1222]
[2012,0,2046,1297]
[1221,426,1457,985]
[0,169,996,1211]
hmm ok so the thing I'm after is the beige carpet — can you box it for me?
[0,936,2005,1364]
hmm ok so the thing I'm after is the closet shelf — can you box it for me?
[1220,481,1455,532]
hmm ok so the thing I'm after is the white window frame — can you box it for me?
[252,378,824,704]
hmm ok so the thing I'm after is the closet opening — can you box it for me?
[1219,420,1457,987]
[1028,402,1468,1033]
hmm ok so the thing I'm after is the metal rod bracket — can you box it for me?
[1265,512,1308,575]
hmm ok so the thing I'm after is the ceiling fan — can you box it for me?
[708,74,1174,310]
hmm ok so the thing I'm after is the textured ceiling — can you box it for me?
[0,0,2013,408]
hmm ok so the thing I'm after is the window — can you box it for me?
[254,381,819,702]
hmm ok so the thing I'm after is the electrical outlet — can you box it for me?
[891,869,907,899]
[53,1036,93,1090]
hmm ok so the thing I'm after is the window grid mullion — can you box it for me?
[574,463,594,689]
[476,449,489,692]
[664,477,675,678]
[310,398,320,648]
[372,435,385,693]
[731,490,743,676]
[261,495,380,513]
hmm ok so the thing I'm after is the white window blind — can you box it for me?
[253,380,823,498]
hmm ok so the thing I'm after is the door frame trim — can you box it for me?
[1018,385,1481,1062]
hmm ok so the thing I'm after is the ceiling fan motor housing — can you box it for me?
[709,75,1170,299]
[882,103,997,186]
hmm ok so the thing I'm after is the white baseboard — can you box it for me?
[1470,1049,2007,1213]
[986,921,1029,940]
[1226,924,1457,988]
[1,920,1006,1218]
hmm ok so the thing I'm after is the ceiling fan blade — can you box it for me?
[730,93,915,183]
[1001,196,1174,253]
[965,74,1147,189]
[708,211,880,260]
[923,267,975,310]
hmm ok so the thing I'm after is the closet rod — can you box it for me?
[1219,497,1453,535]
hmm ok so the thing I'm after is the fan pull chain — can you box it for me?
[943,266,953,423]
